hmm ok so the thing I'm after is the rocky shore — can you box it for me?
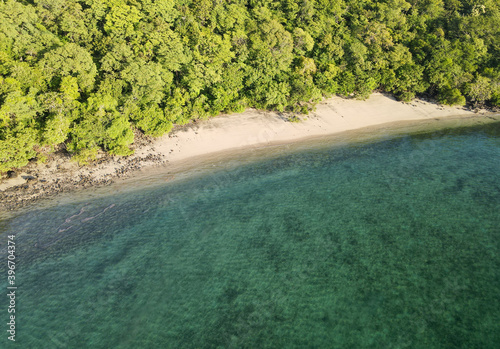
[0,136,167,212]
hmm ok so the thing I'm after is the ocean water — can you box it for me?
[1,122,499,348]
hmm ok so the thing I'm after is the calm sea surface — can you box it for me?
[1,121,499,348]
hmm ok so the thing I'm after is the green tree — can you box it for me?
[2,0,500,173]
[38,43,97,92]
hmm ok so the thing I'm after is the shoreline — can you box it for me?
[1,92,498,213]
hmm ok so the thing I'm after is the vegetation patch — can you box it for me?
[1,0,499,170]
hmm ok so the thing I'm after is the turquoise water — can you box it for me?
[1,122,500,348]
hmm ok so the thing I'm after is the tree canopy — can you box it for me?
[1,0,499,171]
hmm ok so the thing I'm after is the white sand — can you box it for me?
[137,93,478,163]
[0,93,493,193]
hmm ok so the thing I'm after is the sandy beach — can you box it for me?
[144,93,480,163]
[0,93,498,210]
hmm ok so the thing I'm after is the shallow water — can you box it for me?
[1,122,499,348]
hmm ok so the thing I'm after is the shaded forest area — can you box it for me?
[1,0,499,171]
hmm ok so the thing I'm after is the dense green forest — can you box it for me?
[1,0,499,171]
